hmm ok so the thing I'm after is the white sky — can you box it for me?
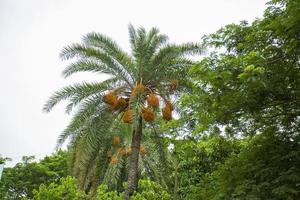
[0,0,267,166]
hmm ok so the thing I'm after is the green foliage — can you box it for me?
[39,150,69,179]
[3,1,298,200]
[172,130,300,200]
[188,130,300,200]
[131,179,172,200]
[0,155,11,164]
[95,184,123,200]
[95,180,171,200]
[212,130,300,200]
[178,0,300,199]
[174,135,242,199]
[0,150,69,199]
[182,0,300,136]
[32,176,87,200]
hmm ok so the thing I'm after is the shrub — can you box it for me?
[95,180,171,200]
[32,176,87,200]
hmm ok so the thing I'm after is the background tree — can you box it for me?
[0,150,68,200]
[181,0,300,136]
[173,134,241,199]
[0,155,11,182]
[178,0,300,199]
[0,155,12,165]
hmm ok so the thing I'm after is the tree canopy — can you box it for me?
[178,0,300,199]
[0,150,69,200]
[2,0,299,199]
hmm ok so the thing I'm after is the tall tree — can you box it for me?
[0,150,68,199]
[44,24,203,199]
[181,0,300,137]
[178,0,300,199]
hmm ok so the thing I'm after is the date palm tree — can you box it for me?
[44,24,203,199]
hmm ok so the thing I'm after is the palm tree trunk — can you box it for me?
[124,116,143,200]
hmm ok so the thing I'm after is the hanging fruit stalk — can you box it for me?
[141,107,155,122]
[114,98,127,110]
[113,136,121,147]
[107,150,112,158]
[162,102,172,121]
[103,91,117,106]
[125,147,132,156]
[118,147,133,156]
[140,145,147,155]
[147,93,159,108]
[118,147,126,156]
[140,106,146,114]
[110,156,118,164]
[165,101,174,111]
[131,82,145,97]
[123,109,133,123]
[169,79,179,92]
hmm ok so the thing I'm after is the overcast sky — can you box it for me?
[0,0,268,166]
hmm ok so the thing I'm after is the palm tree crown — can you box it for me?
[43,24,203,197]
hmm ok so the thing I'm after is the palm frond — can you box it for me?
[128,24,137,52]
[83,32,136,82]
[62,59,111,78]
[43,79,115,113]
[151,43,203,66]
[56,94,113,147]
[60,44,133,86]
[133,27,147,70]
[68,114,116,190]
[103,157,124,189]
[144,27,168,62]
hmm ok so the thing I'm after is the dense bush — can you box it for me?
[31,176,87,200]
[174,135,242,199]
[176,131,300,199]
[95,180,171,200]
